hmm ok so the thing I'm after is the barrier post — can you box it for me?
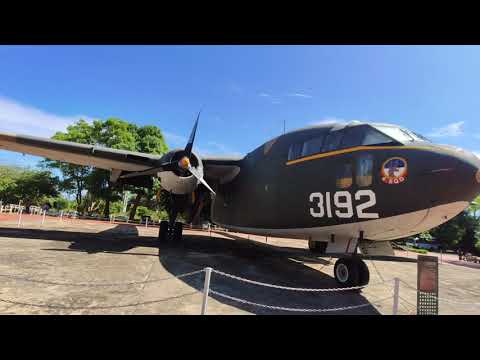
[60,210,64,222]
[392,277,400,315]
[41,210,46,225]
[201,267,212,315]
[145,218,148,228]
[17,209,23,228]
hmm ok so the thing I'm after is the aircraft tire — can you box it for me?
[173,222,183,242]
[159,221,169,243]
[357,259,370,286]
[334,258,360,288]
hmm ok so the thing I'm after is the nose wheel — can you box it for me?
[159,220,183,243]
[333,257,370,288]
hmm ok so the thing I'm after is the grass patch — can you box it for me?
[406,246,429,254]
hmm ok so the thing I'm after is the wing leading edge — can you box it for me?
[0,132,161,172]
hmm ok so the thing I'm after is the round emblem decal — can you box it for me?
[381,157,408,185]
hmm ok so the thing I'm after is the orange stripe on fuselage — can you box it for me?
[285,145,435,166]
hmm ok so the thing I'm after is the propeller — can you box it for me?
[119,111,216,195]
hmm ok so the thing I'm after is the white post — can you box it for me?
[392,277,400,315]
[41,210,46,225]
[145,218,148,228]
[17,209,23,228]
[201,267,212,315]
[60,210,64,222]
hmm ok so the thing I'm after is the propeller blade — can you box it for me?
[188,164,216,195]
[184,110,201,157]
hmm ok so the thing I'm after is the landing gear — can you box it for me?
[158,220,184,243]
[159,220,169,243]
[333,257,370,288]
[308,240,327,254]
[158,192,186,244]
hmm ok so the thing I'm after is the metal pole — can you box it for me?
[17,209,23,228]
[201,267,212,315]
[41,210,46,225]
[60,210,64,222]
[145,218,148,228]
[392,277,400,315]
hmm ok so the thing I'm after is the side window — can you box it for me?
[336,161,353,189]
[323,131,344,152]
[301,136,324,157]
[287,142,303,160]
[356,154,373,187]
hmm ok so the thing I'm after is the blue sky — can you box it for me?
[1,45,480,168]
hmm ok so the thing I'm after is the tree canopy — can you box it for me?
[42,118,168,217]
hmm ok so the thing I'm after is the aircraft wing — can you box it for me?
[0,132,162,172]
[202,156,243,184]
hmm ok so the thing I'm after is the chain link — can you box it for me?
[0,269,204,287]
[212,269,392,292]
[209,289,392,312]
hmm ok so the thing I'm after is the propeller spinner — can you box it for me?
[119,111,216,195]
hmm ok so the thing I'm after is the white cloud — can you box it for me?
[0,96,92,138]
[287,92,313,98]
[428,121,465,137]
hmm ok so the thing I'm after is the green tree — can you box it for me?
[42,118,168,218]
[0,166,59,207]
[42,119,95,211]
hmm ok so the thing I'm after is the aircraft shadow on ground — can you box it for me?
[0,225,382,314]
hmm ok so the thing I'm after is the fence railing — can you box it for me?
[1,265,479,314]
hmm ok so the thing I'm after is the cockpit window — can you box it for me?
[373,125,430,143]
[340,125,396,148]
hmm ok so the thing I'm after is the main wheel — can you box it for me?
[352,257,370,286]
[173,222,183,242]
[159,220,169,243]
[334,258,360,288]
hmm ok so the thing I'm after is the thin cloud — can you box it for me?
[258,92,281,105]
[0,95,92,138]
[287,92,313,99]
[428,121,465,137]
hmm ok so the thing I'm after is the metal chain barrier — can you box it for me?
[209,289,393,313]
[0,269,205,287]
[212,269,393,292]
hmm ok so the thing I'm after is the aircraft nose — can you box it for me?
[455,149,480,197]
[425,145,480,205]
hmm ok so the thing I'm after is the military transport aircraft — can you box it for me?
[1,115,480,288]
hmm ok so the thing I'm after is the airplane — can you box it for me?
[1,115,480,288]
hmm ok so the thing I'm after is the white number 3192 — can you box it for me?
[309,190,379,219]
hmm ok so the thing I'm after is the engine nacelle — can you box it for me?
[157,149,204,194]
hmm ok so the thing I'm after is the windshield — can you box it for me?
[373,125,431,143]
